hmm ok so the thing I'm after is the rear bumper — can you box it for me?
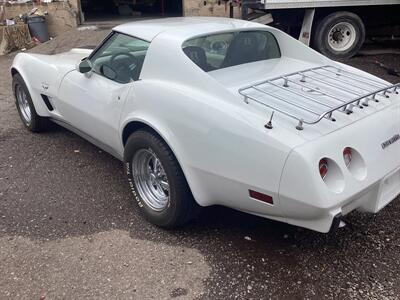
[333,166,400,232]
[278,99,400,232]
[281,166,400,233]
[343,167,400,214]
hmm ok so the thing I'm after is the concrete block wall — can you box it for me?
[2,0,240,38]
[184,0,241,18]
[3,1,79,38]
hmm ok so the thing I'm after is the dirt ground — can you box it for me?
[0,27,400,299]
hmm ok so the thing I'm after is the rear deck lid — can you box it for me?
[209,57,400,141]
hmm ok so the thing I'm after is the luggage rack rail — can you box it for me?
[238,65,400,130]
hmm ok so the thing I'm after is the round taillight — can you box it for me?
[343,147,352,167]
[319,158,329,179]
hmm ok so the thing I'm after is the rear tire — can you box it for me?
[12,73,50,132]
[313,11,365,60]
[124,129,199,228]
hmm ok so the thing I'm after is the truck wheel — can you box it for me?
[313,11,365,59]
[124,129,199,228]
[12,73,50,132]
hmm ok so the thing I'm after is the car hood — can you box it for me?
[28,48,93,75]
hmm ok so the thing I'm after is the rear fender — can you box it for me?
[119,114,206,205]
[120,81,291,216]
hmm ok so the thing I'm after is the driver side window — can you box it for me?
[90,32,150,84]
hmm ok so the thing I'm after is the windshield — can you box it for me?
[182,30,281,72]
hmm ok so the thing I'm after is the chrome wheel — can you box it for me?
[328,22,356,52]
[15,84,31,125]
[132,149,170,211]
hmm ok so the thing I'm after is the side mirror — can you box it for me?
[78,58,93,74]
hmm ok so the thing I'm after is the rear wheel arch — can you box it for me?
[121,120,204,206]
[122,121,204,226]
[122,121,183,170]
[122,120,151,146]
[122,121,179,160]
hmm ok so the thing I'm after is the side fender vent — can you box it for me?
[41,94,54,111]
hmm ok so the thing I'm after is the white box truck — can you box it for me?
[242,0,400,59]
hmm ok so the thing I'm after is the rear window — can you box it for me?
[182,30,281,72]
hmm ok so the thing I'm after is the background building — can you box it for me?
[1,0,240,37]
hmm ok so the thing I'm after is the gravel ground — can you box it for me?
[0,27,399,299]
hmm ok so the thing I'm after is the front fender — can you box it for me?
[11,49,90,117]
[11,53,52,117]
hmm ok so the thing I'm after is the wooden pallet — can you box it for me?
[0,24,32,56]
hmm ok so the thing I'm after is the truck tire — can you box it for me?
[124,129,200,228]
[313,11,365,59]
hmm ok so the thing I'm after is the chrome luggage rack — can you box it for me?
[238,65,400,130]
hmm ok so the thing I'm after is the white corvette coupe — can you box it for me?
[11,18,400,233]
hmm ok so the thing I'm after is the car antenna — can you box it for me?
[265,111,274,129]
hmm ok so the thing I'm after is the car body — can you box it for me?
[11,17,400,233]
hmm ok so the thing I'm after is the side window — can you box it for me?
[183,33,234,72]
[90,33,150,84]
[182,30,281,72]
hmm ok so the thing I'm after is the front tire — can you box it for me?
[12,73,50,132]
[124,129,199,228]
[313,11,365,60]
